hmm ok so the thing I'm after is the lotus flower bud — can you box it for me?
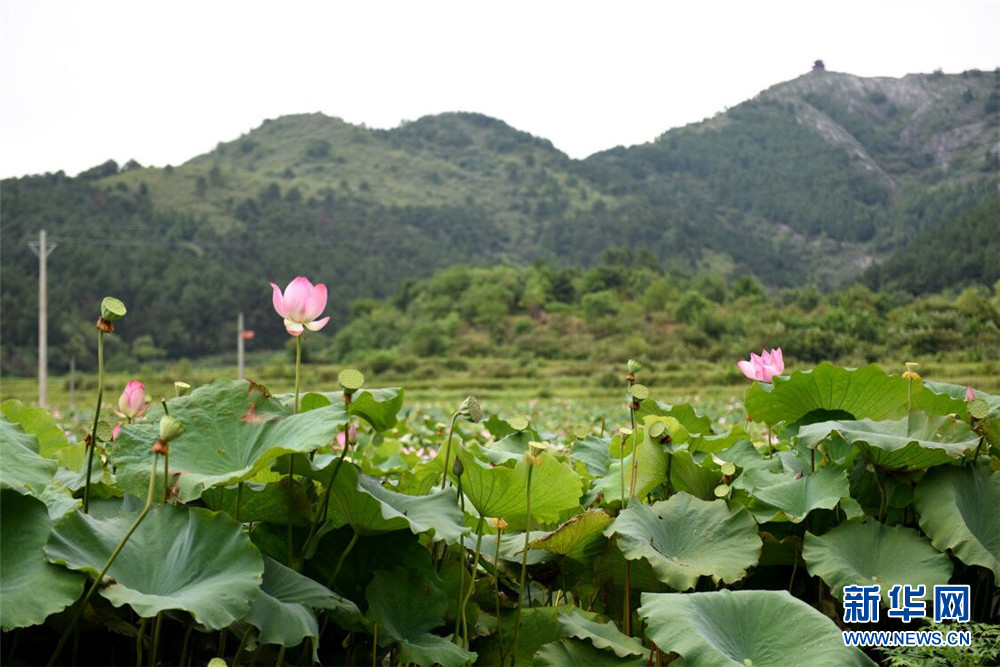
[270,276,330,336]
[452,456,464,477]
[965,386,976,402]
[458,395,482,423]
[158,415,185,443]
[336,425,358,448]
[738,348,784,382]
[117,380,148,419]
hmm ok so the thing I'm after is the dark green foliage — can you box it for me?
[3,71,998,372]
[864,198,1000,295]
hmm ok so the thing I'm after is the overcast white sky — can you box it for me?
[2,0,998,179]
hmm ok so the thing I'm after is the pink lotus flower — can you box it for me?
[966,386,976,401]
[116,380,147,419]
[738,348,784,383]
[270,276,330,336]
[334,425,358,450]
[330,426,360,453]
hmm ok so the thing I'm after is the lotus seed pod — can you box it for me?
[714,484,730,498]
[174,382,192,397]
[458,395,483,423]
[627,359,643,374]
[508,415,530,431]
[647,421,667,439]
[338,368,365,393]
[969,398,989,420]
[630,384,649,401]
[159,415,185,443]
[100,296,127,322]
[95,420,114,443]
[720,462,737,476]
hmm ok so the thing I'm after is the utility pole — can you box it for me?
[237,312,245,380]
[237,313,254,380]
[28,229,56,408]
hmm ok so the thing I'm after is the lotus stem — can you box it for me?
[135,616,147,666]
[275,644,286,667]
[294,335,302,414]
[300,418,353,564]
[236,481,244,523]
[371,621,378,667]
[286,338,302,562]
[233,626,253,666]
[440,412,460,489]
[83,330,105,514]
[163,444,170,503]
[457,515,486,648]
[150,612,163,667]
[874,470,887,523]
[327,531,360,588]
[628,415,639,499]
[287,455,295,565]
[51,451,160,666]
[511,459,534,664]
[494,525,505,662]
[179,622,194,667]
[623,561,632,635]
[619,435,626,507]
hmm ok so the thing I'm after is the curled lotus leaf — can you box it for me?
[915,464,1000,585]
[45,504,264,629]
[0,491,85,630]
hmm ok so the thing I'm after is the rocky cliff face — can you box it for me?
[765,70,999,177]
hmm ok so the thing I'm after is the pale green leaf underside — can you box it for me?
[640,589,874,666]
[915,464,1000,585]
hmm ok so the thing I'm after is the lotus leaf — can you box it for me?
[604,493,761,590]
[639,589,874,666]
[45,504,264,629]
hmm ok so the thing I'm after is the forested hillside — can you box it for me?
[863,197,1000,294]
[2,68,998,372]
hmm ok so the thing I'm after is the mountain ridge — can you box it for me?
[2,68,998,365]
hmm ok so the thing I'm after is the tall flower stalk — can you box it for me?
[271,277,330,562]
[511,443,542,663]
[83,297,126,513]
[902,362,921,412]
[440,396,482,489]
[50,415,181,665]
[300,370,362,566]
